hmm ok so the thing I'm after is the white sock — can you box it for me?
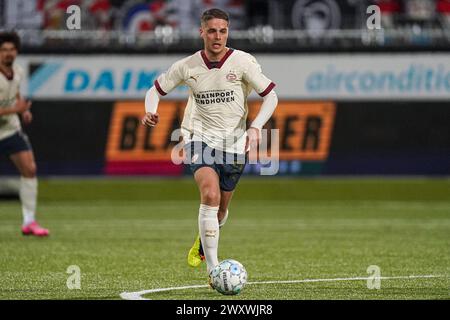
[20,177,37,226]
[219,209,229,228]
[199,204,220,273]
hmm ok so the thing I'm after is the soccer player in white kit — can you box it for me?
[0,32,49,237]
[142,9,277,283]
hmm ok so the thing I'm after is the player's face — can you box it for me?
[200,18,229,57]
[0,42,17,67]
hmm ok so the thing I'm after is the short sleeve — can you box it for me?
[154,60,185,96]
[242,55,275,97]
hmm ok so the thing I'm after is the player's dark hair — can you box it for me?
[0,32,21,50]
[201,8,230,26]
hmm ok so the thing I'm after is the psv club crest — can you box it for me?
[226,72,237,82]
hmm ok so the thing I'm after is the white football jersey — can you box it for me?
[0,63,24,141]
[155,49,275,154]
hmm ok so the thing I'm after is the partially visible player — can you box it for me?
[0,32,49,237]
[142,8,277,282]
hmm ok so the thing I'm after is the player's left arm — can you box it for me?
[243,55,278,151]
[17,93,33,125]
[246,90,278,150]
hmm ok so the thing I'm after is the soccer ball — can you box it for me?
[209,259,247,295]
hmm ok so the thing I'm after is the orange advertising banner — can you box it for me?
[248,101,335,161]
[106,101,335,163]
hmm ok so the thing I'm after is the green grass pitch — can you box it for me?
[0,177,449,300]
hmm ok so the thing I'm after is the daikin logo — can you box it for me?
[64,69,159,93]
[27,62,188,97]
[28,63,63,96]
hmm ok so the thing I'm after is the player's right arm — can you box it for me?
[141,86,161,127]
[141,59,185,127]
[0,95,31,117]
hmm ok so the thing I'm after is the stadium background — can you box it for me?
[0,0,449,300]
[0,0,449,180]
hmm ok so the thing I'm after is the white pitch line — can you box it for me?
[119,274,445,300]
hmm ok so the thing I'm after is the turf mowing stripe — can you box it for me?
[119,274,446,300]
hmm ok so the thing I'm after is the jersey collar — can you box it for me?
[0,67,13,81]
[201,48,234,70]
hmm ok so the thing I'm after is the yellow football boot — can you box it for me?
[187,234,205,267]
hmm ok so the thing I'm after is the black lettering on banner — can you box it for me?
[164,103,183,150]
[144,125,156,151]
[120,116,139,150]
[282,116,299,151]
[303,116,322,150]
[264,117,276,147]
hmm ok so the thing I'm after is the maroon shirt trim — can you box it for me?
[201,49,234,70]
[154,80,167,96]
[259,82,276,97]
[0,68,14,81]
